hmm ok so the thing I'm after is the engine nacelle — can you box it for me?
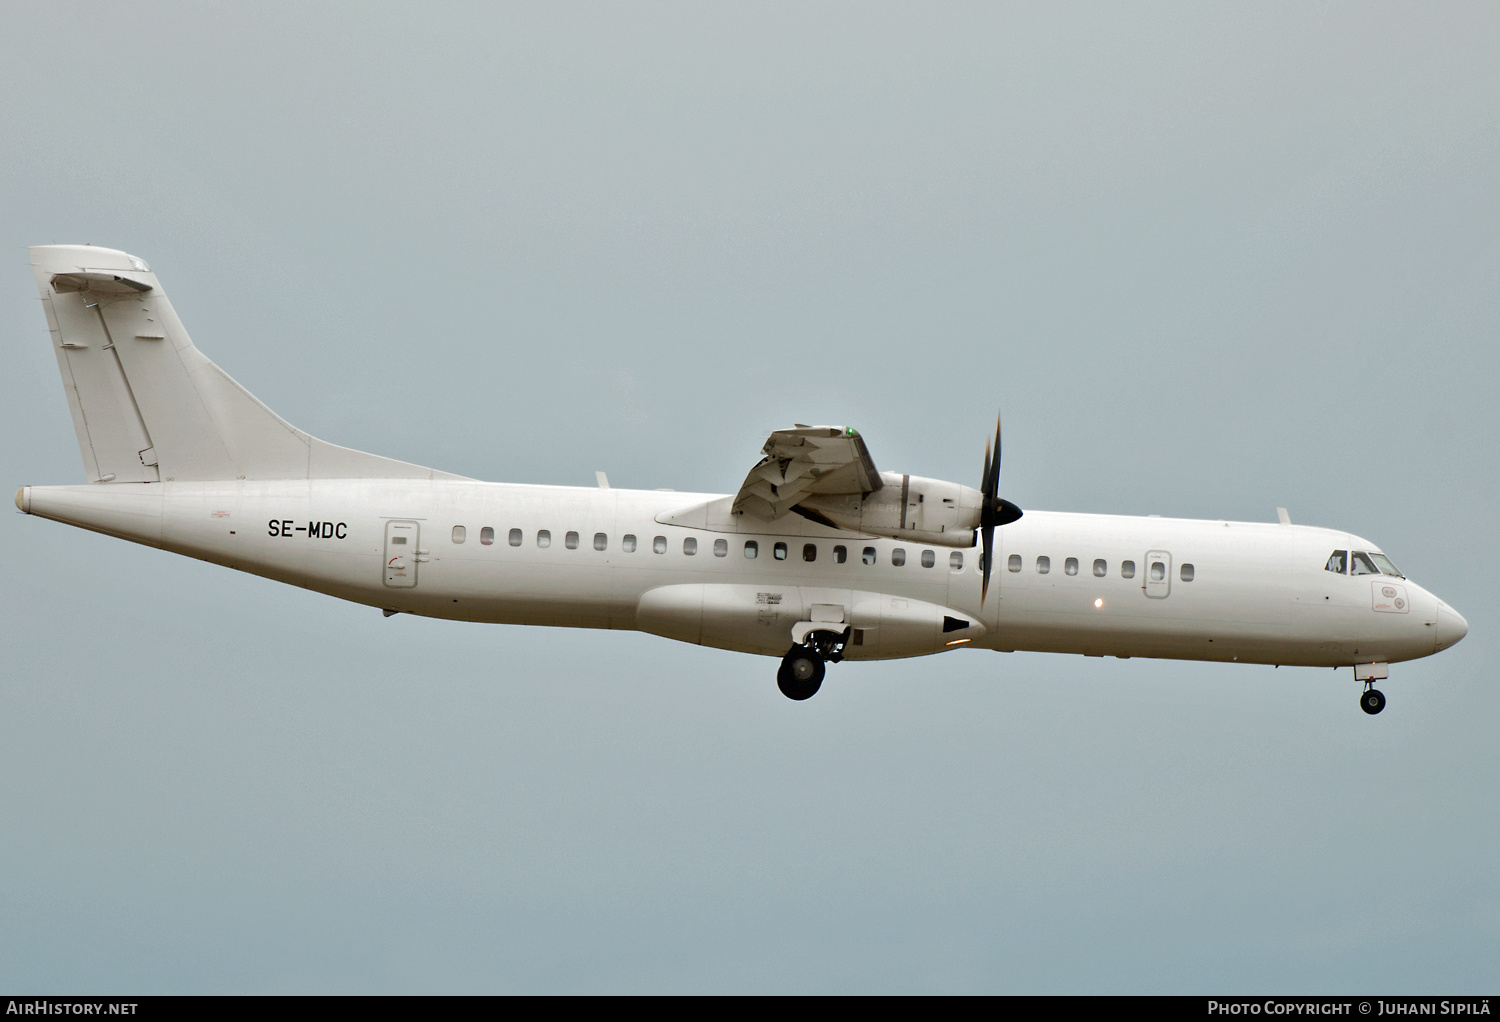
[800,473,981,548]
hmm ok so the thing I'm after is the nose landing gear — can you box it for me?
[1354,662,1389,715]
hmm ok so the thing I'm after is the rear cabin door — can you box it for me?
[1144,549,1171,599]
[384,520,419,588]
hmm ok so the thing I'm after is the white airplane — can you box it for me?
[17,245,1467,711]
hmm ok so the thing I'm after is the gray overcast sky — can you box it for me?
[2,2,1497,993]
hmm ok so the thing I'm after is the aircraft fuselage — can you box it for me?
[17,479,1461,670]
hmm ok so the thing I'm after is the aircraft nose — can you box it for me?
[1435,602,1469,653]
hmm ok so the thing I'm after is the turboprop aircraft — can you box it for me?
[17,245,1468,710]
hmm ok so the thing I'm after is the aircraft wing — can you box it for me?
[731,426,883,521]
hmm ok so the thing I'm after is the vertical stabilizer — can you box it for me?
[30,245,465,484]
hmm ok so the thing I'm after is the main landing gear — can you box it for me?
[777,649,825,700]
[776,628,849,701]
[1360,685,1386,715]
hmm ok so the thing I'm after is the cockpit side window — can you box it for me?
[1350,551,1380,576]
[1325,550,1347,574]
[1369,552,1403,578]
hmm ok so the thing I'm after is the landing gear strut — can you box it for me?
[1360,685,1386,715]
[776,628,849,701]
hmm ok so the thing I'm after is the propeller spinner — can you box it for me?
[979,413,1023,604]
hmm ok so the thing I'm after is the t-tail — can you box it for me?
[26,244,464,486]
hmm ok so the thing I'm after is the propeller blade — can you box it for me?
[981,439,992,505]
[980,520,994,604]
[985,413,1002,499]
[979,411,1019,606]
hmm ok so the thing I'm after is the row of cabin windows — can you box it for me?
[449,526,967,569]
[1005,553,1195,583]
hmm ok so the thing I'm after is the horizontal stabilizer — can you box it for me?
[51,271,153,294]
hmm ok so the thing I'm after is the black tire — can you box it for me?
[777,651,825,700]
[1361,688,1386,715]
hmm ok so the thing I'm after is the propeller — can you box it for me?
[979,412,1024,605]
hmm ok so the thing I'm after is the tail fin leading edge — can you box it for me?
[30,245,464,484]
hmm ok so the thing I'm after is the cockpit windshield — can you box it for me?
[1325,549,1403,577]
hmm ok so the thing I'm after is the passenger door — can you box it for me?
[384,520,420,588]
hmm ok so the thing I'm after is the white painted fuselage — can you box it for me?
[17,478,1465,670]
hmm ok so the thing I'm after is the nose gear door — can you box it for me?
[384,520,419,588]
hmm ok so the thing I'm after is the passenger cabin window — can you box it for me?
[834,546,848,564]
[950,551,963,570]
[1150,560,1166,581]
[1064,557,1078,576]
[892,548,906,566]
[714,539,728,557]
[594,532,608,551]
[1350,551,1380,576]
[1093,559,1107,577]
[1007,554,1022,573]
[683,537,697,555]
[1036,555,1050,574]
[653,536,667,554]
[803,544,817,562]
[622,534,637,553]
[1121,560,1135,579]
[921,550,935,568]
[508,528,522,547]
[1180,563,1194,582]
[774,542,788,560]
[1325,550,1347,574]
[565,531,579,550]
[452,525,466,544]
[744,541,758,559]
[862,547,877,565]
[537,530,551,549]
[480,527,494,546]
